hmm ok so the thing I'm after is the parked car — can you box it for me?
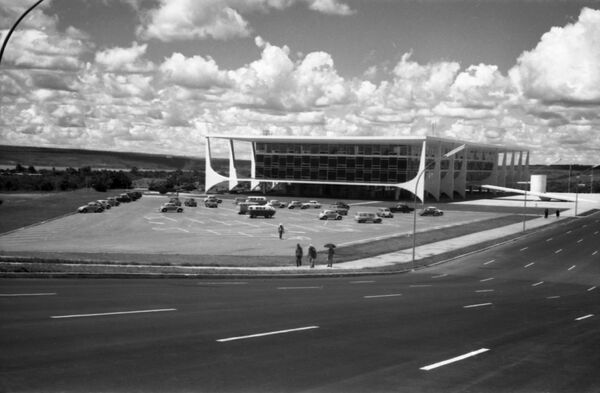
[127,191,141,201]
[354,212,382,223]
[333,201,350,210]
[184,198,197,207]
[78,202,104,213]
[287,200,303,209]
[205,200,219,208]
[159,203,183,213]
[248,205,276,218]
[376,208,394,218]
[319,210,342,220]
[238,201,258,214]
[301,200,321,209]
[116,193,131,203]
[106,197,120,207]
[389,203,414,213]
[268,199,287,208]
[169,197,182,206]
[233,197,246,205]
[329,205,349,215]
[204,195,222,204]
[96,200,112,210]
[420,206,444,216]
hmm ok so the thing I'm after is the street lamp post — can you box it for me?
[411,144,465,269]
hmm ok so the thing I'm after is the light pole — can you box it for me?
[574,164,600,216]
[411,144,465,269]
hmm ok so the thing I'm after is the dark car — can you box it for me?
[333,201,350,210]
[116,193,131,203]
[420,206,444,216]
[184,198,197,207]
[389,204,414,213]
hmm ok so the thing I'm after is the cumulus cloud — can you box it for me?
[95,42,155,73]
[137,0,354,42]
[510,7,600,105]
[159,53,230,88]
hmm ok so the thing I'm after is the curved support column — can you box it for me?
[204,137,229,192]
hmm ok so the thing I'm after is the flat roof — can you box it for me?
[207,135,527,151]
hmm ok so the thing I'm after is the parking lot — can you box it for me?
[0,194,511,260]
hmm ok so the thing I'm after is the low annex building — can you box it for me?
[205,135,530,201]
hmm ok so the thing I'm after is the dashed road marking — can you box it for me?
[520,247,528,251]
[555,249,563,254]
[567,230,572,234]
[51,308,177,319]
[524,262,535,268]
[463,303,493,309]
[546,296,561,299]
[568,265,576,271]
[546,238,553,242]
[483,259,495,265]
[349,280,375,284]
[420,348,490,371]
[475,289,494,293]
[593,251,598,256]
[480,277,494,282]
[238,232,253,237]
[364,293,402,299]
[587,286,596,292]
[532,281,544,287]
[432,274,448,279]
[217,326,319,342]
[577,239,583,244]
[0,292,56,297]
[575,314,594,321]
[410,284,433,288]
[278,286,322,290]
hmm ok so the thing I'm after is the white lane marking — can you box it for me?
[463,303,493,309]
[238,232,253,237]
[217,326,319,342]
[568,265,576,271]
[162,216,177,222]
[594,231,599,235]
[277,286,322,290]
[475,289,494,293]
[593,251,598,256]
[199,282,248,285]
[587,286,596,292]
[546,296,561,299]
[206,229,220,235]
[480,277,494,282]
[532,281,544,287]
[555,249,563,254]
[186,218,205,224]
[0,292,56,297]
[51,308,177,319]
[577,239,583,244]
[520,247,528,251]
[420,348,490,371]
[364,293,402,299]
[410,284,433,288]
[176,228,189,233]
[583,225,588,228]
[524,262,535,268]
[432,274,448,279]
[349,280,375,284]
[567,230,572,234]
[483,259,496,265]
[546,237,553,242]
[575,314,594,321]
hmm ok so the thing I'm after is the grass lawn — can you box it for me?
[0,189,130,234]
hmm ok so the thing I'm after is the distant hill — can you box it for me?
[0,145,206,171]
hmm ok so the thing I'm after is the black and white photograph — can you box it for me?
[1,0,600,392]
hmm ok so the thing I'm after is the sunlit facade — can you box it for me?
[205,135,529,201]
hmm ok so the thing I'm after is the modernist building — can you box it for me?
[205,135,530,201]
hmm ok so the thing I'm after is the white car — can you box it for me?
[78,202,104,213]
[318,210,342,220]
[159,203,183,213]
[301,200,321,209]
[268,200,287,208]
[376,208,394,218]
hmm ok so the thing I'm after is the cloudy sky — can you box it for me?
[1,0,599,164]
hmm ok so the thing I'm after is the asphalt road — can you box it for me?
[1,214,599,393]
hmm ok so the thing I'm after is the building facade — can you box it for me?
[205,135,529,201]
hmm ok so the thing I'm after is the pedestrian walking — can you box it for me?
[278,223,285,239]
[295,243,303,267]
[308,244,317,268]
[327,247,334,267]
[544,208,549,219]
[556,209,560,218]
